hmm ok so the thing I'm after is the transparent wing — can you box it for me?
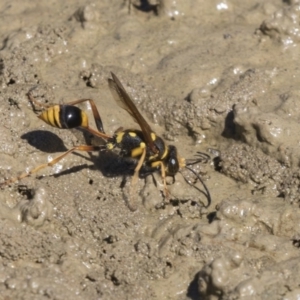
[108,72,157,153]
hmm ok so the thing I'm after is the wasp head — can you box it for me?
[165,145,185,176]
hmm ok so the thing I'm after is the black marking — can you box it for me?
[60,105,83,129]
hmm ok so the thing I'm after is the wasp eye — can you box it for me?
[167,157,179,175]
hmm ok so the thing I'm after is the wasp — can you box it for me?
[1,73,211,209]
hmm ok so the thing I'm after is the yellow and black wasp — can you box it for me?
[1,73,211,209]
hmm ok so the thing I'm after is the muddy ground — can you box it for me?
[1,0,300,299]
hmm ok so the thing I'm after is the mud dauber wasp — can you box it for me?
[1,73,211,210]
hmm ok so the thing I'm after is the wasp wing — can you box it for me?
[108,72,157,153]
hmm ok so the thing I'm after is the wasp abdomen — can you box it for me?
[38,105,89,129]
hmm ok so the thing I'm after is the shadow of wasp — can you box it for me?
[1,73,211,210]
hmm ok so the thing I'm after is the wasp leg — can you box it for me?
[127,147,147,211]
[149,161,169,200]
[82,127,111,141]
[27,92,52,110]
[1,145,101,187]
[157,161,169,200]
[28,93,105,133]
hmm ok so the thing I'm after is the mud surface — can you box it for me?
[1,0,300,299]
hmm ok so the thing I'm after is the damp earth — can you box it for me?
[1,0,300,299]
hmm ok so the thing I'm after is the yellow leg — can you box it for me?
[83,126,111,140]
[157,161,169,200]
[132,147,146,186]
[127,147,146,211]
[1,145,100,186]
[150,160,169,199]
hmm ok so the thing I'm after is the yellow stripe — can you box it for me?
[116,132,125,144]
[81,111,88,128]
[149,153,159,161]
[151,161,162,168]
[106,143,114,150]
[38,106,61,128]
[131,142,146,157]
[179,157,186,168]
[38,111,47,124]
[161,147,168,159]
[131,147,143,157]
[53,106,61,128]
[128,132,137,137]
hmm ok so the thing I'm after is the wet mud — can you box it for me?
[1,0,300,299]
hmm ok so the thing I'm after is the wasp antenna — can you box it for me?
[195,151,211,161]
[181,166,211,208]
[185,151,211,166]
